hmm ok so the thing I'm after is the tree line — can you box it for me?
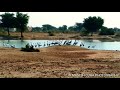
[0,12,118,37]
[32,16,118,36]
[0,12,29,38]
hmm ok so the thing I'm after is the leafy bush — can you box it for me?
[99,28,115,35]
[0,28,7,35]
[80,29,89,36]
[48,31,55,36]
[21,44,40,52]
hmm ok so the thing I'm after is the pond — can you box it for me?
[0,40,120,51]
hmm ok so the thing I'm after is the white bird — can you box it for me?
[11,45,15,48]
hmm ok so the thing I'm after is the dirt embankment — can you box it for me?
[1,32,120,41]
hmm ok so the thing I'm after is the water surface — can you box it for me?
[0,40,120,50]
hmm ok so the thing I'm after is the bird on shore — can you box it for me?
[44,42,46,47]
[11,45,15,48]
[88,46,90,48]
[73,40,78,46]
[80,44,82,47]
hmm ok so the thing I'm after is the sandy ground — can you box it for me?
[7,32,78,40]
[0,46,120,78]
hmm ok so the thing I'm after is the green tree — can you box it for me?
[0,12,15,36]
[32,27,42,32]
[42,24,57,32]
[83,16,104,36]
[68,26,74,30]
[99,26,115,35]
[62,25,67,30]
[80,27,89,36]
[75,23,83,32]
[16,12,29,38]
[58,25,67,32]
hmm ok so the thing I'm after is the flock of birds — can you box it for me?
[3,43,16,48]
[1,40,96,49]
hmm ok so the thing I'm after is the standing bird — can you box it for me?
[80,44,82,47]
[73,40,78,46]
[44,42,46,47]
[47,41,49,46]
[11,45,15,48]
[88,46,90,48]
[81,42,84,46]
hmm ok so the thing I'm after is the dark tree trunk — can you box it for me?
[91,32,93,36]
[7,28,10,36]
[21,30,24,38]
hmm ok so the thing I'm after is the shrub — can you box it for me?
[21,44,40,52]
[80,29,89,36]
[0,28,7,35]
[48,31,55,36]
[99,28,115,35]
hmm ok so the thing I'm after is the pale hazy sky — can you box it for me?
[0,12,120,28]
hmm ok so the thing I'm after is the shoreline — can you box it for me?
[0,32,120,78]
[0,32,120,41]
